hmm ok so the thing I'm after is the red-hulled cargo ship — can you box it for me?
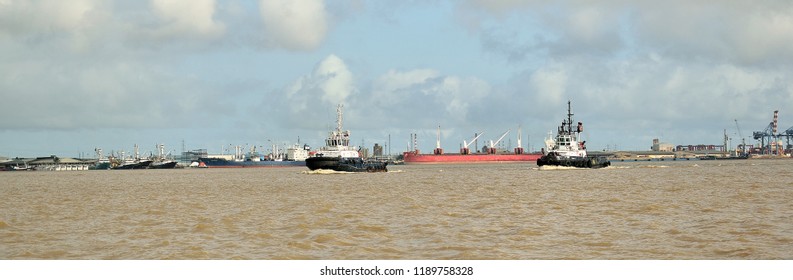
[402,150,541,164]
[401,126,542,164]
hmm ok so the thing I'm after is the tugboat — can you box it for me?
[537,101,610,169]
[305,104,388,172]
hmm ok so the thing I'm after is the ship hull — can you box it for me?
[306,156,388,172]
[91,162,111,170]
[402,152,542,164]
[198,157,304,168]
[149,161,179,169]
[112,160,153,170]
[537,154,611,169]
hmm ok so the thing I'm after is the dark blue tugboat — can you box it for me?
[537,101,610,169]
[305,105,387,172]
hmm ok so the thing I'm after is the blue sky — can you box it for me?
[2,0,793,157]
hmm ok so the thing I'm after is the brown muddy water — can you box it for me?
[1,159,792,259]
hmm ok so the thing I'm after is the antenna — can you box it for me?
[567,100,574,134]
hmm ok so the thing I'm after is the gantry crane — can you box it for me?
[753,122,774,155]
[753,110,780,155]
[778,125,793,154]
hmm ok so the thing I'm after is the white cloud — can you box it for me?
[463,0,793,65]
[314,55,354,105]
[558,6,622,54]
[259,0,329,51]
[0,58,218,130]
[149,0,225,40]
[372,69,440,105]
[528,64,567,106]
[279,57,498,138]
[284,54,355,126]
[0,0,109,51]
[0,0,229,51]
[513,54,793,147]
[363,68,492,129]
[435,76,490,121]
[0,0,98,32]
[722,5,793,65]
[459,0,536,18]
[454,0,793,149]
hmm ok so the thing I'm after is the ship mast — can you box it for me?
[336,104,344,133]
[567,100,574,134]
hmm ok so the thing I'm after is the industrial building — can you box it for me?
[675,144,726,152]
[651,139,675,152]
[373,143,384,157]
[0,155,97,171]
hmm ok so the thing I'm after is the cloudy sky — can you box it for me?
[2,0,792,157]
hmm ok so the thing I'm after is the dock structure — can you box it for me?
[0,155,97,171]
[592,150,738,161]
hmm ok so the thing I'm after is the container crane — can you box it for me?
[782,125,793,153]
[461,133,483,155]
[753,122,774,154]
[753,110,780,155]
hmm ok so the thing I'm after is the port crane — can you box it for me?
[782,126,793,153]
[734,119,747,156]
[514,126,525,154]
[486,130,510,154]
[753,110,781,155]
[433,126,443,155]
[461,133,483,154]
[753,122,775,155]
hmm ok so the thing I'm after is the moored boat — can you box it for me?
[149,160,179,169]
[109,145,154,170]
[112,159,153,170]
[537,101,610,169]
[3,164,36,171]
[305,104,387,172]
[148,144,179,169]
[198,157,305,168]
[198,144,308,168]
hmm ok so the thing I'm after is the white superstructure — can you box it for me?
[542,101,588,158]
[313,104,360,158]
[287,144,310,161]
